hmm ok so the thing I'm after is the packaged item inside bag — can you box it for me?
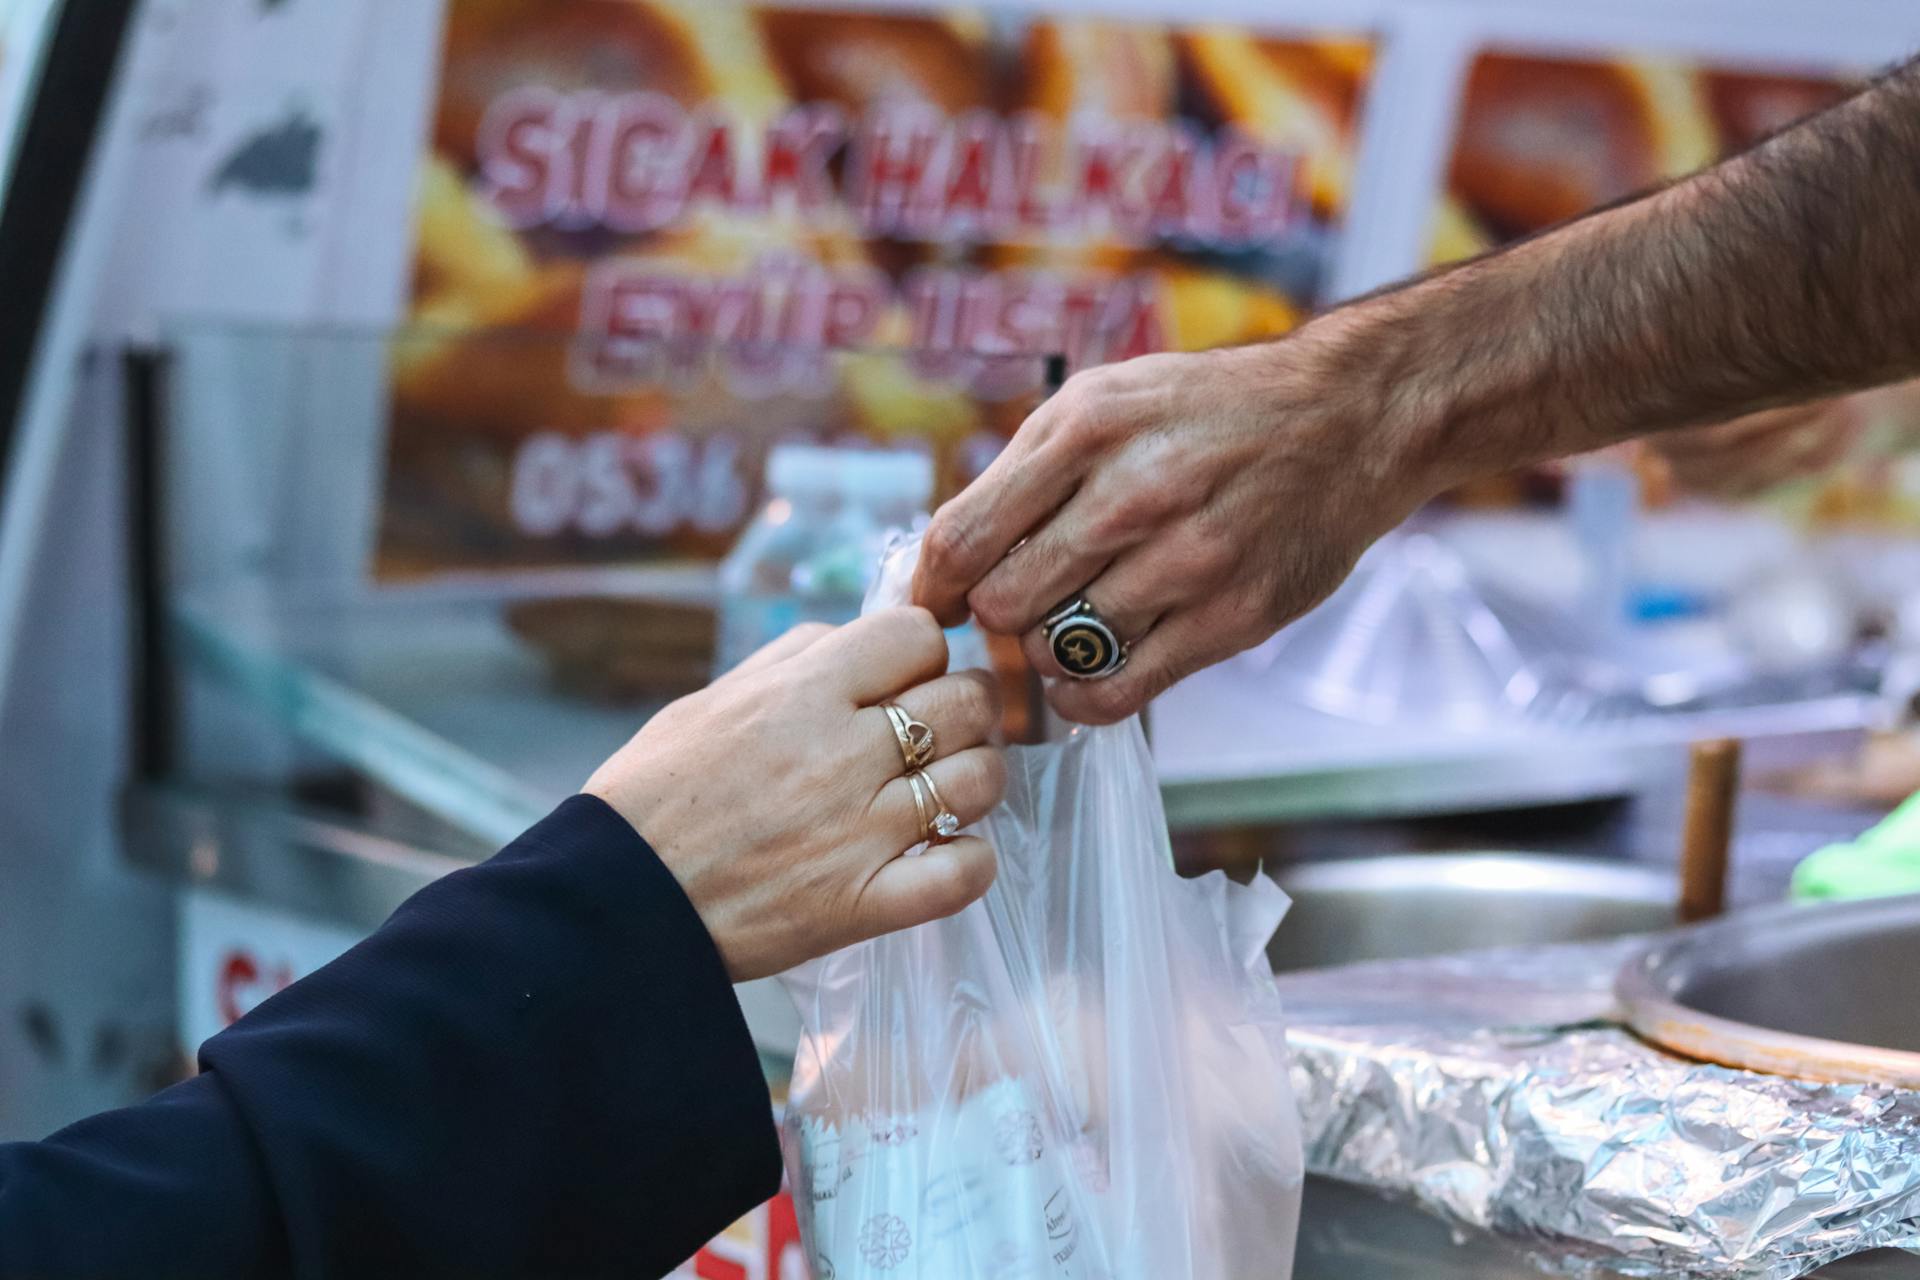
[779,535,1304,1280]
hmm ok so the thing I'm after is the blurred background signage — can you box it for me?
[380,2,1375,575]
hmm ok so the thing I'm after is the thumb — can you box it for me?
[856,837,997,938]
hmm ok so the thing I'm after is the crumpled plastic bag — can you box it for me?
[779,535,1304,1280]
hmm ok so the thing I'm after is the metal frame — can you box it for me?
[0,0,136,477]
[0,0,139,702]
[122,782,470,935]
[125,347,177,782]
[0,0,139,710]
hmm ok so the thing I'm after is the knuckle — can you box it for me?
[1202,537,1241,584]
[1162,457,1213,513]
[1232,590,1286,639]
[921,516,980,577]
[1090,484,1171,545]
[1051,378,1121,445]
[1054,404,1101,450]
[967,580,1031,635]
[952,669,1001,733]
[1082,503,1129,548]
[1153,528,1222,589]
[1185,545,1235,591]
[1053,369,1095,413]
[886,604,949,660]
[1182,487,1244,552]
[1236,564,1299,633]
[896,603,941,640]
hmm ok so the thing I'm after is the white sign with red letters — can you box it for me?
[176,888,361,1054]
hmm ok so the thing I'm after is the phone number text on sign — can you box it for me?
[509,429,1009,543]
[510,432,752,539]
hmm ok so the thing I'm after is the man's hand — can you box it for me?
[916,56,1920,723]
[1652,377,1920,499]
[1649,397,1866,499]
[912,339,1436,724]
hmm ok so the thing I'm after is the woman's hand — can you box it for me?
[912,340,1434,724]
[584,608,1004,981]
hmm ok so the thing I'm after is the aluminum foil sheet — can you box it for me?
[1277,940,1920,1278]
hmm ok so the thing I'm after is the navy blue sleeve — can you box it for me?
[0,795,783,1279]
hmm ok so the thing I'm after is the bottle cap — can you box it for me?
[840,448,935,507]
[766,443,844,499]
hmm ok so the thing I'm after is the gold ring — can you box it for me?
[907,770,962,843]
[883,703,936,772]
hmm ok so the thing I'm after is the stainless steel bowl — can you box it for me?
[1617,892,1920,1086]
[1268,853,1678,971]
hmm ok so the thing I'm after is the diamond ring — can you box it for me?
[907,770,961,843]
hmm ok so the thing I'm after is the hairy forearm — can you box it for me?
[1303,54,1920,495]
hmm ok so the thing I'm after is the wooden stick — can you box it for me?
[1678,738,1742,924]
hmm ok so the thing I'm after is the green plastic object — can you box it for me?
[1792,790,1920,901]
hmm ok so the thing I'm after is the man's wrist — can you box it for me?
[1269,290,1487,515]
[1292,198,1652,500]
[1223,54,1920,524]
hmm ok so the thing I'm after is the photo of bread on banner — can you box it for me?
[1430,51,1860,509]
[405,1,788,423]
[431,0,711,174]
[1434,51,1858,263]
[749,8,999,450]
[982,24,1370,353]
[1173,31,1371,347]
[1703,69,1855,149]
[1182,31,1371,220]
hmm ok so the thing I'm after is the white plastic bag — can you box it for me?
[779,536,1303,1280]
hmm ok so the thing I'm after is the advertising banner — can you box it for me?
[380,1,1374,575]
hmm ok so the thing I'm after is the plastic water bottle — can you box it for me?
[714,444,934,675]
[1566,460,1637,639]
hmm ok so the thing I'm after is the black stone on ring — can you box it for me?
[1044,597,1129,680]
